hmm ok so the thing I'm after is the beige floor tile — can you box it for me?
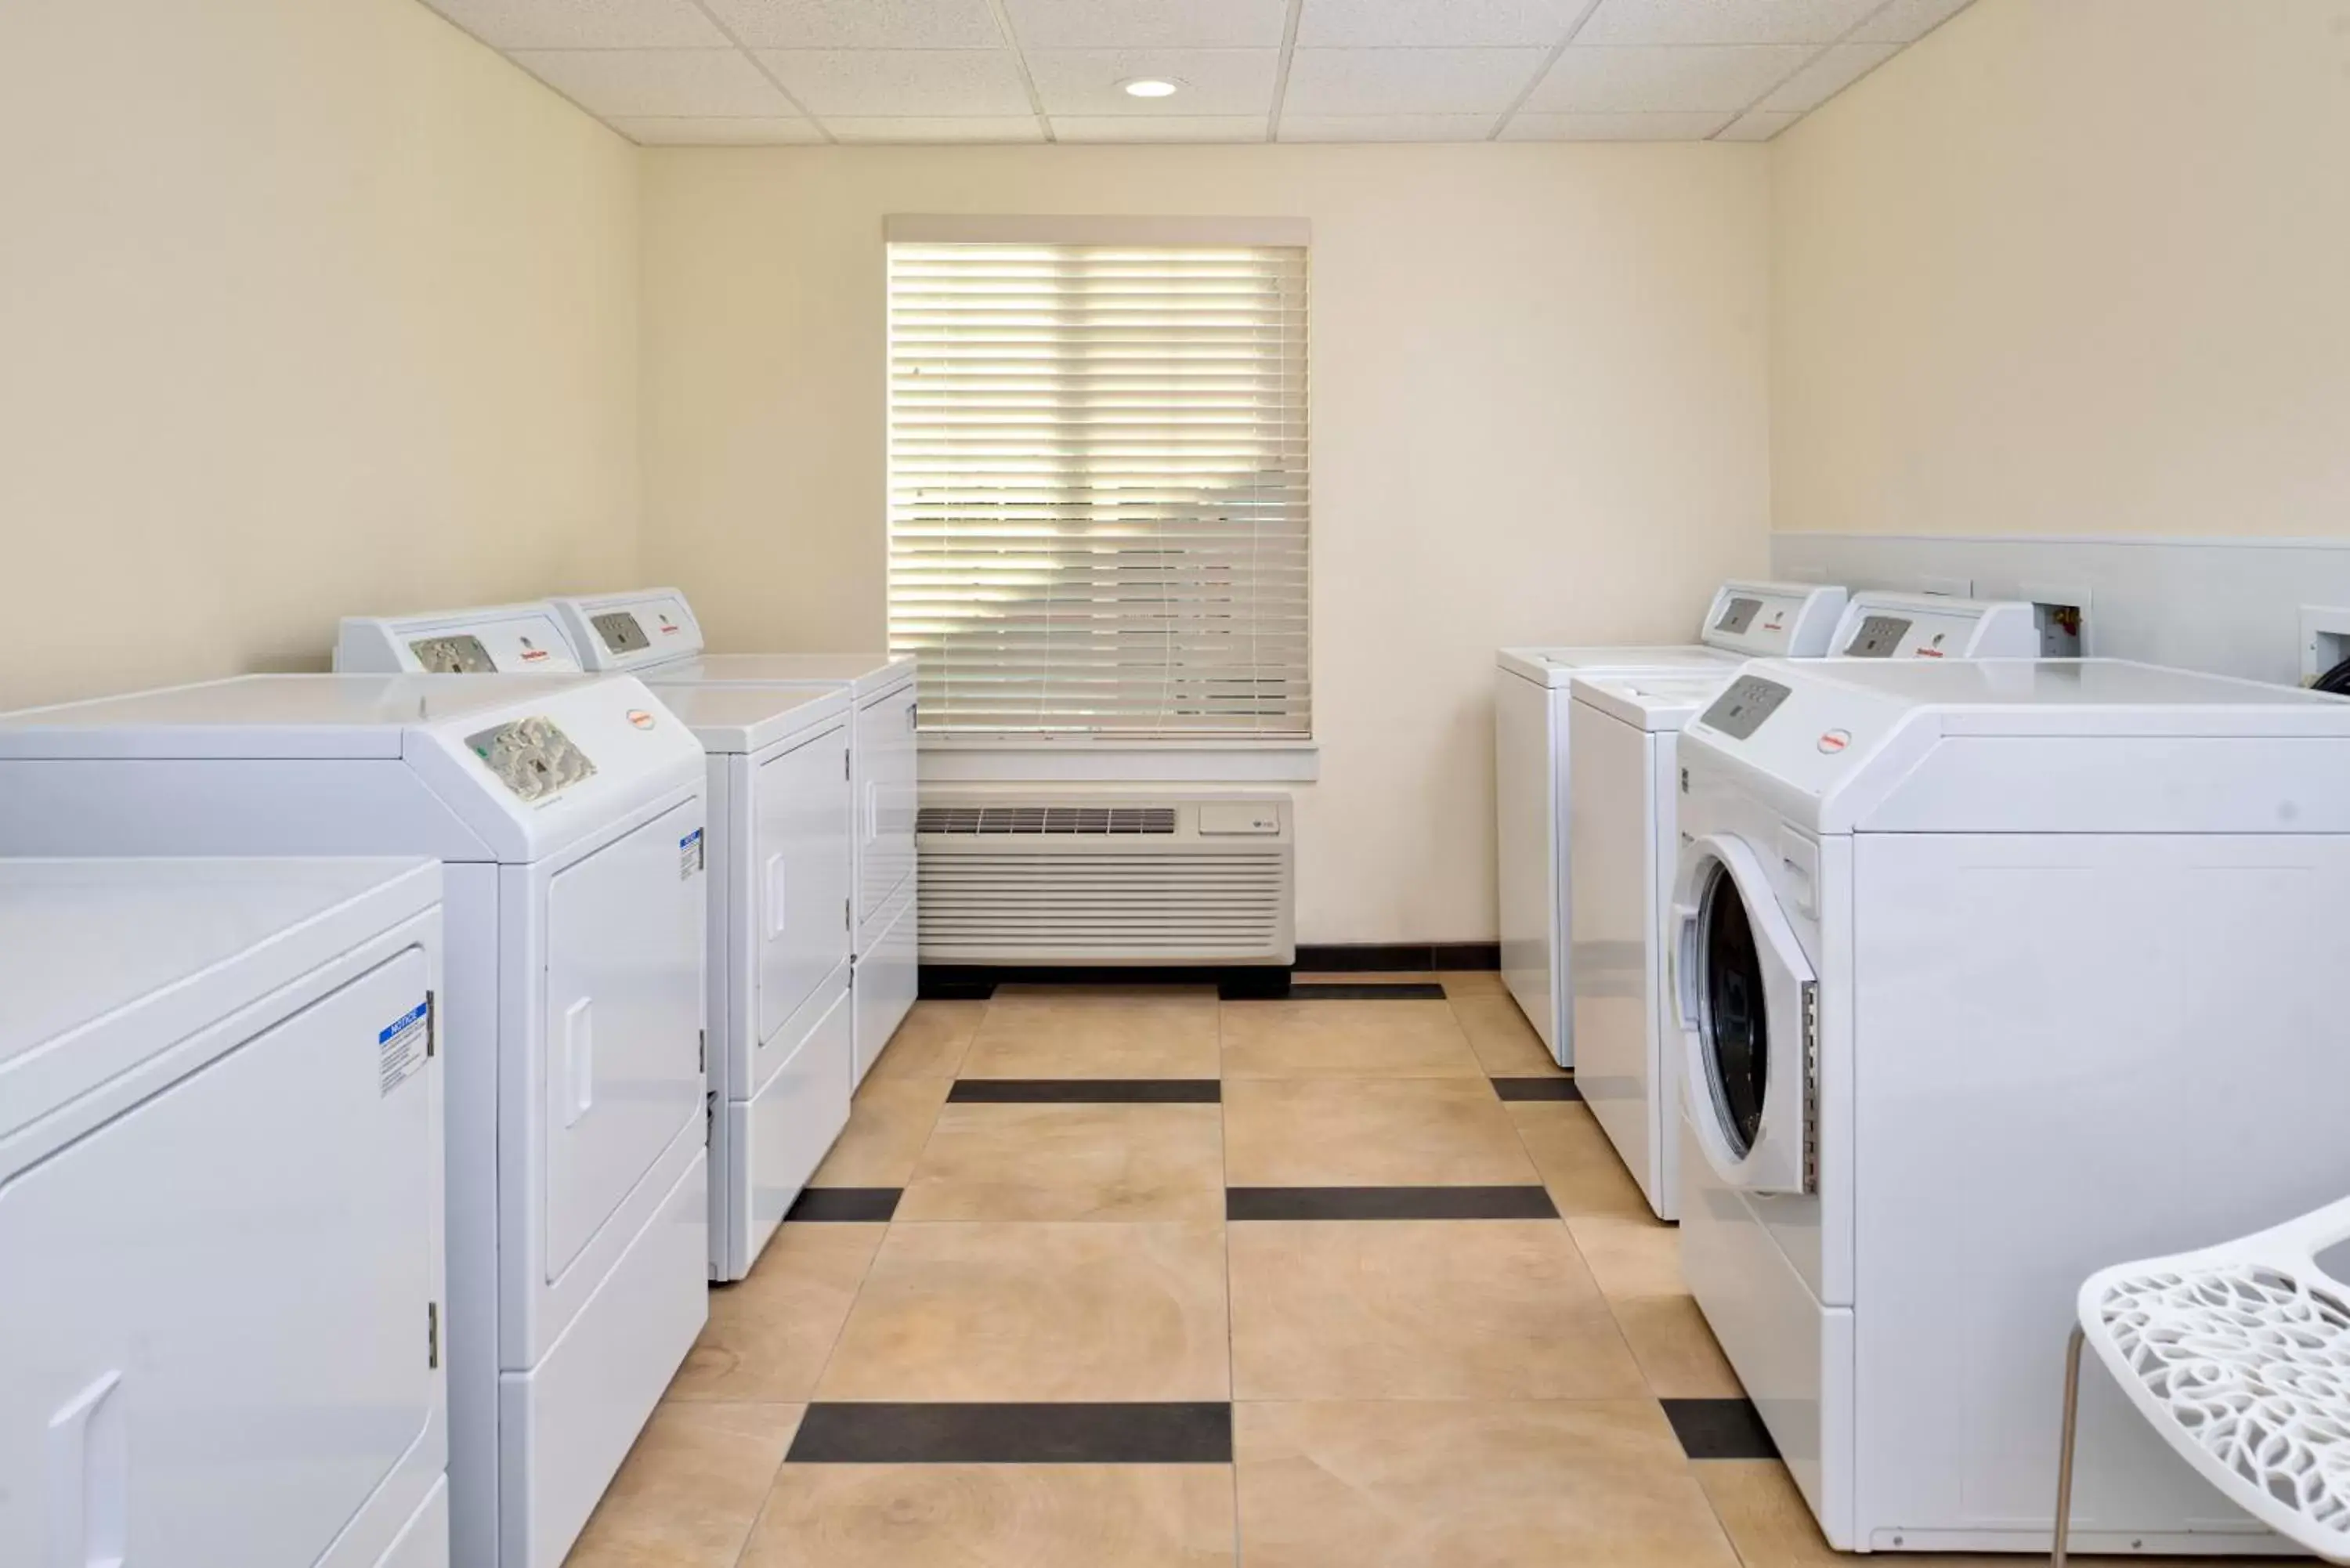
[1224,1079,1537,1187]
[1437,970,1509,996]
[1229,1221,1646,1400]
[864,1000,983,1083]
[667,1223,884,1403]
[1451,995,1564,1076]
[811,1078,949,1187]
[742,1465,1235,1567]
[816,1221,1230,1401]
[1220,999,1481,1080]
[963,997,1221,1079]
[1235,1400,1741,1568]
[565,1401,803,1567]
[1506,1102,1652,1218]
[1612,1293,1743,1398]
[1566,1213,1687,1301]
[896,1102,1225,1222]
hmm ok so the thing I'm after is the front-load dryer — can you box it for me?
[1495,580,1849,1066]
[1668,657,2350,1555]
[0,857,449,1568]
[548,590,916,1083]
[0,674,709,1568]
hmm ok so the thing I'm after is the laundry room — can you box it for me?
[2,2,2346,1565]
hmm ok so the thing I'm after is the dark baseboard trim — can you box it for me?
[1295,942,1502,973]
[918,963,1293,1001]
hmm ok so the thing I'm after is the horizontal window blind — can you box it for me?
[888,238,1311,736]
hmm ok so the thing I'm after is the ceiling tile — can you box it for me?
[1278,113,1499,141]
[1025,49,1278,116]
[697,0,1003,49]
[755,49,1036,115]
[1283,47,1549,115]
[1760,41,1898,110]
[1294,0,1598,48]
[1526,43,1807,111]
[1852,0,1976,43]
[417,0,725,49]
[1499,109,1731,139]
[1574,0,1882,46]
[1713,107,1799,139]
[609,115,829,143]
[1052,115,1271,141]
[508,49,796,117]
[1007,0,1289,49]
[828,116,1047,143]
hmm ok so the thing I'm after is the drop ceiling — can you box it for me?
[419,0,1976,146]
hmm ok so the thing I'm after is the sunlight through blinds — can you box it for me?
[888,237,1311,735]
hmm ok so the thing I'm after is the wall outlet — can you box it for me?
[2022,581,2094,658]
[2300,605,2350,684]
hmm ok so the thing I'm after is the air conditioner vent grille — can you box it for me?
[917,805,1178,836]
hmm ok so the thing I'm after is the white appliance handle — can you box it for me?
[563,997,595,1127]
[863,781,878,846]
[47,1370,125,1568]
[765,852,789,938]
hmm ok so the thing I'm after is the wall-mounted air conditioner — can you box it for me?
[916,793,1294,966]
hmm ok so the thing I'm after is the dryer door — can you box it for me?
[1669,833,1813,1195]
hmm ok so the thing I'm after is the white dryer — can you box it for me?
[0,675,709,1568]
[0,858,449,1568]
[1669,658,2350,1554]
[1495,580,1848,1065]
[549,589,917,1085]
[336,605,858,1281]
[1567,587,2048,1219]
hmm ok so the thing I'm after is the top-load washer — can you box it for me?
[0,857,449,1568]
[548,589,916,1084]
[1566,588,2045,1218]
[338,605,859,1283]
[1495,580,1849,1065]
[1668,657,2350,1554]
[0,674,709,1568]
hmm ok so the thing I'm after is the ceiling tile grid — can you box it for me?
[415,0,1977,145]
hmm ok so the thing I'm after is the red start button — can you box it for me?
[1817,729,1850,754]
[627,710,656,730]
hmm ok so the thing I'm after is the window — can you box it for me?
[886,217,1310,739]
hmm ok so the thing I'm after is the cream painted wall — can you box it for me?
[1770,0,2350,540]
[639,145,1772,943]
[0,0,642,710]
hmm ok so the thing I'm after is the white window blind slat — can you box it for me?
[887,240,1311,738]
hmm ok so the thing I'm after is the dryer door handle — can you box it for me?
[47,1369,126,1568]
[1667,900,1701,1035]
[765,853,789,939]
[563,997,595,1127]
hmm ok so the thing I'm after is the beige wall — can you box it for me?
[640,145,1772,944]
[1770,0,2350,540]
[0,0,642,709]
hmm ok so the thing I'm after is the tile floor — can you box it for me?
[562,974,2224,1566]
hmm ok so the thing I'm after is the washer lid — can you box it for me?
[0,674,592,758]
[1569,670,1730,730]
[0,857,439,1134]
[648,681,852,753]
[1496,644,1737,688]
[649,652,915,701]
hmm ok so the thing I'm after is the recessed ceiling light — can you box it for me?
[1120,78,1179,99]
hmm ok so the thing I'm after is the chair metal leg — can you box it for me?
[2052,1324,2087,1568]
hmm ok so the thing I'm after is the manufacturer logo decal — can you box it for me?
[1817,729,1851,754]
[627,710,656,730]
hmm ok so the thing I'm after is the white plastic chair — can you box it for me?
[2055,1196,2350,1565]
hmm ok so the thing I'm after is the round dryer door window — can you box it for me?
[1697,863,1769,1156]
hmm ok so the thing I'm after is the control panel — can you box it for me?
[1698,674,1792,740]
[1828,592,2040,660]
[336,604,581,675]
[464,717,597,802]
[550,589,705,673]
[1695,580,1849,658]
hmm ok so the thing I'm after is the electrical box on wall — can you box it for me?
[2023,582,2093,658]
[2300,606,2350,685]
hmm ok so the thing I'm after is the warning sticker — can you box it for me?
[679,828,705,880]
[379,1002,429,1097]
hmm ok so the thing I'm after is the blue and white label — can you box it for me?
[379,1002,429,1097]
[680,828,705,880]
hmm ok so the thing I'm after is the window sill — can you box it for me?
[916,736,1321,784]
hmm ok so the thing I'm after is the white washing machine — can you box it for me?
[0,675,709,1568]
[1669,657,2350,1554]
[1495,580,1849,1066]
[337,605,859,1282]
[0,857,449,1568]
[549,589,917,1085]
[1569,588,2046,1219]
